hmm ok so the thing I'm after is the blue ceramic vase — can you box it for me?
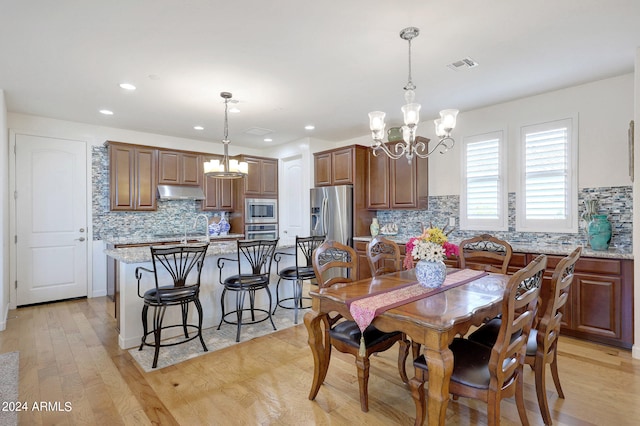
[415,260,447,289]
[587,214,612,251]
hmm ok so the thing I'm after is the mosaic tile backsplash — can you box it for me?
[92,146,221,241]
[93,146,633,250]
[377,188,633,251]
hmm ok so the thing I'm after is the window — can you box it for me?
[460,131,507,231]
[517,118,577,232]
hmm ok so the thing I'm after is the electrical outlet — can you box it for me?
[449,217,456,227]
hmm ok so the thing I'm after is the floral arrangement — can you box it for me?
[403,225,459,269]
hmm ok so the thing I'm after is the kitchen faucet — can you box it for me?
[193,214,210,243]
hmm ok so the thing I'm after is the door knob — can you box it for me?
[75,237,86,242]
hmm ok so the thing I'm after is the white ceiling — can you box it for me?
[2,1,640,150]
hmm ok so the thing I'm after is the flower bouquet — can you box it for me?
[403,225,459,269]
[404,225,458,288]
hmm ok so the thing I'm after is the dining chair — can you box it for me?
[217,239,279,342]
[410,254,547,426]
[135,243,209,369]
[366,235,402,277]
[468,247,581,425]
[312,240,410,412]
[273,235,325,324]
[459,233,513,274]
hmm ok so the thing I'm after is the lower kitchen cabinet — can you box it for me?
[516,254,632,348]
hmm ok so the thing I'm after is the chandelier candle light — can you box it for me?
[203,92,249,179]
[369,27,459,163]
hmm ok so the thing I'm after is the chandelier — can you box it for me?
[203,91,248,179]
[368,27,458,162]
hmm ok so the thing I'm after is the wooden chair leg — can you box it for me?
[515,368,530,426]
[409,370,427,426]
[535,354,552,425]
[355,355,371,412]
[397,336,410,384]
[550,348,565,398]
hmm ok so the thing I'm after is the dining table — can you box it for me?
[304,267,510,426]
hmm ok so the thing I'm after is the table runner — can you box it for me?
[346,269,488,356]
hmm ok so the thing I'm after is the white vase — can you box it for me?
[370,218,380,237]
[415,260,447,289]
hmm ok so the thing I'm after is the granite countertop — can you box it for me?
[353,235,633,260]
[103,233,245,246]
[106,240,294,264]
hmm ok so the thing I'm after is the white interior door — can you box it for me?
[15,134,88,306]
[279,155,305,245]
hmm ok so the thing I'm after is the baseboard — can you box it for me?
[0,302,9,331]
[633,344,640,360]
[91,290,107,298]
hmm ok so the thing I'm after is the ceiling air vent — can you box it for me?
[447,57,479,71]
[244,127,274,136]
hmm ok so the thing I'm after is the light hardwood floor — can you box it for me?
[1,297,639,425]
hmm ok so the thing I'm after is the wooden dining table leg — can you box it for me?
[424,346,454,426]
[304,310,330,401]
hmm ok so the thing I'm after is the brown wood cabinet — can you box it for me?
[108,142,157,211]
[158,150,202,186]
[367,148,428,209]
[314,146,366,187]
[237,155,278,198]
[313,145,374,237]
[201,155,235,211]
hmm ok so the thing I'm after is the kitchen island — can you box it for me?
[105,239,296,349]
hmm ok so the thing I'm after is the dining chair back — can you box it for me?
[410,254,547,426]
[216,239,279,342]
[459,233,513,274]
[135,243,209,369]
[311,240,410,412]
[366,235,402,277]
[273,235,325,324]
[468,247,581,425]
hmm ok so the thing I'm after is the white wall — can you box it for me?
[0,91,8,329]
[633,49,640,360]
[335,74,634,195]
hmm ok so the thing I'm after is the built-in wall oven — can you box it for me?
[245,198,278,224]
[245,223,279,240]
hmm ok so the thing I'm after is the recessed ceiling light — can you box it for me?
[305,125,315,130]
[194,126,204,130]
[264,138,273,142]
[99,109,114,115]
[119,83,136,90]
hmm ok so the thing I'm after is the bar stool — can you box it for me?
[273,235,325,324]
[217,239,278,342]
[135,243,209,369]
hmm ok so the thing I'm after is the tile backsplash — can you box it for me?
[92,146,220,240]
[376,187,632,251]
[94,146,632,250]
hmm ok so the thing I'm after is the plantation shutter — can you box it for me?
[466,138,500,219]
[524,126,569,220]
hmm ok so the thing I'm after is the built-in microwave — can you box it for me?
[245,198,278,224]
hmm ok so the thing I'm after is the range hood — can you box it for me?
[157,184,206,201]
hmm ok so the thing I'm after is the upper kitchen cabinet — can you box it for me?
[107,142,157,211]
[202,155,235,211]
[237,155,278,198]
[313,145,368,187]
[366,147,428,209]
[157,149,202,186]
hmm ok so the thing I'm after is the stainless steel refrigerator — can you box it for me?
[310,185,353,246]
